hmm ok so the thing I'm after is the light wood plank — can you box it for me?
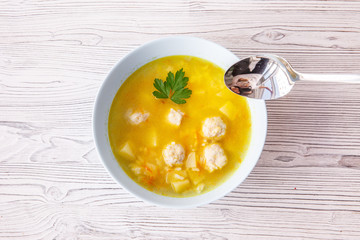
[0,163,360,239]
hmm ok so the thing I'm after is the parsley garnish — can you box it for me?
[152,68,192,104]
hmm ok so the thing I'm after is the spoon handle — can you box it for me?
[299,73,360,83]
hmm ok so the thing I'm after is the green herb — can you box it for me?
[152,68,192,104]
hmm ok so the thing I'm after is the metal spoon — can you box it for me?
[224,54,360,100]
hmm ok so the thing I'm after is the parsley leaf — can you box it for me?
[152,68,192,104]
[152,78,168,98]
[171,88,192,104]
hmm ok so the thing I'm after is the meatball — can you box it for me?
[168,108,184,126]
[203,143,227,172]
[127,110,149,125]
[202,117,226,139]
[162,142,185,167]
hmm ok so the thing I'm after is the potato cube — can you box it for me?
[166,170,187,183]
[177,170,187,178]
[196,183,205,193]
[187,170,205,186]
[186,152,197,169]
[174,173,185,180]
[171,179,190,193]
[219,101,238,120]
[119,141,135,159]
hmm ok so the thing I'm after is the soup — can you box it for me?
[108,55,251,197]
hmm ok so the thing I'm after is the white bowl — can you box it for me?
[93,36,267,208]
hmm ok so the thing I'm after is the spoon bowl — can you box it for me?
[225,54,360,100]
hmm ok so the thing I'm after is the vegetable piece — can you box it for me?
[196,183,205,193]
[219,101,238,120]
[174,173,185,180]
[166,170,187,183]
[119,141,135,159]
[152,68,192,104]
[171,179,190,193]
[185,152,197,169]
[187,170,205,186]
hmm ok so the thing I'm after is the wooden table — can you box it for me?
[1,0,360,239]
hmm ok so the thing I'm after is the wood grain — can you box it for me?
[1,0,360,239]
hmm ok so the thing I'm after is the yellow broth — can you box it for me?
[108,55,251,197]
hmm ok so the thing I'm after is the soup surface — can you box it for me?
[108,55,251,197]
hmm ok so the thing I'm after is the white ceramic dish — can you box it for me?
[93,36,267,208]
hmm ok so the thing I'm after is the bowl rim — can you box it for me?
[93,36,267,208]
